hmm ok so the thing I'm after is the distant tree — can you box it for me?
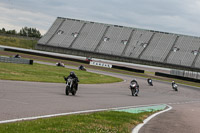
[1,28,6,33]
[0,27,41,38]
[11,30,17,35]
[6,30,17,34]
[19,27,41,38]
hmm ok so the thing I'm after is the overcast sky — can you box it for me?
[1,0,200,36]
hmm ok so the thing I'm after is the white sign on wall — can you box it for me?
[90,61,112,68]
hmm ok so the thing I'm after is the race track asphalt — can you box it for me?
[0,68,200,133]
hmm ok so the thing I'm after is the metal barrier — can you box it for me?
[170,69,200,80]
[0,56,33,65]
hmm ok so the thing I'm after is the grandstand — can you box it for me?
[36,17,200,70]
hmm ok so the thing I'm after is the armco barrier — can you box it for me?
[170,69,200,80]
[112,65,144,73]
[1,45,145,73]
[155,72,200,83]
[4,47,88,64]
[0,56,33,65]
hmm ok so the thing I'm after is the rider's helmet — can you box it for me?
[172,81,175,83]
[131,79,137,83]
[70,71,75,76]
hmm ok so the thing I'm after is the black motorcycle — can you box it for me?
[172,83,178,91]
[130,81,139,96]
[64,76,77,95]
[147,78,153,86]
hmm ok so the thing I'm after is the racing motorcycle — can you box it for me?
[147,78,153,86]
[172,83,178,91]
[64,76,77,95]
[130,81,139,96]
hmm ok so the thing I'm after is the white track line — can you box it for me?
[0,103,167,124]
[132,105,172,133]
[0,101,197,125]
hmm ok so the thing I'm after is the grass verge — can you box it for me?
[0,62,122,84]
[0,35,37,49]
[0,111,154,133]
[0,51,199,87]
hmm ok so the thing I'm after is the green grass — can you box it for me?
[0,62,122,84]
[0,111,154,133]
[1,51,199,87]
[0,35,37,49]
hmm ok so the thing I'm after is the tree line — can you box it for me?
[0,27,41,38]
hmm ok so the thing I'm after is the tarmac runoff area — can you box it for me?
[0,61,200,132]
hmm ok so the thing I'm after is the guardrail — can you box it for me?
[0,56,33,65]
[155,72,200,83]
[0,45,145,73]
[170,69,200,80]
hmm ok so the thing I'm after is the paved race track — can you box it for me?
[0,70,200,132]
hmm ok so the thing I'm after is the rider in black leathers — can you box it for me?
[65,71,79,90]
[79,65,84,70]
[14,54,21,58]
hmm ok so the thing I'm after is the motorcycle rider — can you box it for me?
[131,79,138,84]
[147,78,153,85]
[56,61,65,67]
[171,80,178,91]
[65,71,79,90]
[79,65,84,70]
[147,78,151,82]
[130,79,139,96]
[14,54,21,58]
[172,81,175,87]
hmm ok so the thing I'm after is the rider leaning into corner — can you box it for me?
[130,79,139,95]
[65,71,79,90]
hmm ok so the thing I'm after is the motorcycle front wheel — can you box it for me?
[71,85,77,95]
[65,86,70,95]
[131,88,135,96]
[71,89,76,95]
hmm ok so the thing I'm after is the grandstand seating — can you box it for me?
[58,19,84,48]
[166,36,199,66]
[38,18,64,45]
[193,47,200,68]
[141,33,177,62]
[71,23,107,51]
[37,17,200,69]
[123,30,153,58]
[96,26,132,55]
